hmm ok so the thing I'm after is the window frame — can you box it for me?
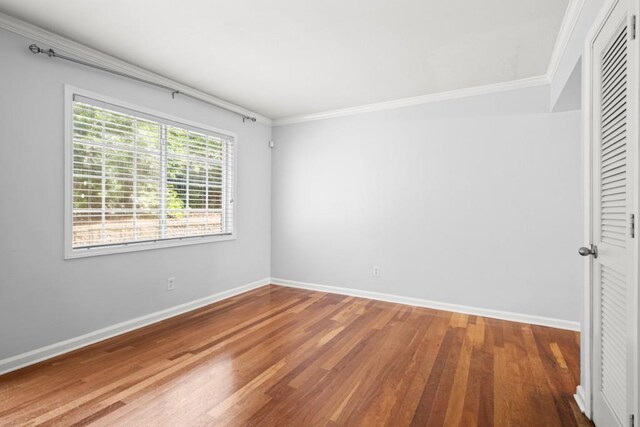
[64,85,237,259]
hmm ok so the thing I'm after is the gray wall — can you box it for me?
[0,29,272,360]
[0,25,585,364]
[272,85,583,323]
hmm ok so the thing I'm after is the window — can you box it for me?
[65,87,236,258]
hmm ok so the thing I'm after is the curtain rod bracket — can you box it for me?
[27,43,262,123]
[30,44,55,57]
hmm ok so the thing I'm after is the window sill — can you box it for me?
[64,233,236,259]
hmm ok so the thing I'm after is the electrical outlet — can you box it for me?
[167,277,175,291]
[373,266,380,277]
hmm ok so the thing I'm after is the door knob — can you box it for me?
[578,245,598,258]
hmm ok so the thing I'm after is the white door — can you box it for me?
[587,0,638,426]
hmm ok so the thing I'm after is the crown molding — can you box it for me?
[1,0,584,129]
[272,75,550,126]
[0,12,272,126]
[273,0,583,127]
[546,0,586,82]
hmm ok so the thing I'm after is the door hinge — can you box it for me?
[632,15,637,40]
[631,214,635,238]
[631,414,635,427]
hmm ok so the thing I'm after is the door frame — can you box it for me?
[581,0,640,421]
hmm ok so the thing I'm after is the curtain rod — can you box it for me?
[28,44,257,123]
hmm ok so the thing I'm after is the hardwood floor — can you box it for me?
[0,285,592,426]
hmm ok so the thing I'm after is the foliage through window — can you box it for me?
[69,93,235,254]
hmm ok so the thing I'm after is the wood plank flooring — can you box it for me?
[0,285,592,426]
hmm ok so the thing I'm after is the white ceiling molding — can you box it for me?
[273,0,584,127]
[545,0,586,82]
[0,1,583,128]
[272,75,550,126]
[0,12,272,125]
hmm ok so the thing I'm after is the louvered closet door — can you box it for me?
[591,1,637,425]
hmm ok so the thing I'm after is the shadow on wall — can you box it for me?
[553,58,582,113]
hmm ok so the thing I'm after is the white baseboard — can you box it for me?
[1,276,581,377]
[0,277,271,376]
[574,385,587,414]
[270,278,581,331]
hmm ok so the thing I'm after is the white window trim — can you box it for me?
[64,85,238,259]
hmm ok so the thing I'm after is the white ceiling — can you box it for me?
[0,0,569,119]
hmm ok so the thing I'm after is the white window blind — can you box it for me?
[70,94,235,252]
